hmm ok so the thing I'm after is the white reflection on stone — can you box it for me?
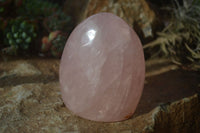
[82,29,96,47]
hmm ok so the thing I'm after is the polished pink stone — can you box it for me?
[59,13,145,122]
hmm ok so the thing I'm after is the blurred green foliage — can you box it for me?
[17,0,59,18]
[0,0,72,57]
[3,18,37,55]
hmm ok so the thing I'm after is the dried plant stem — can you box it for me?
[143,33,190,49]
[146,58,171,67]
[145,64,179,77]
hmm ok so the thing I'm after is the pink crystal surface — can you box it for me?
[59,13,145,122]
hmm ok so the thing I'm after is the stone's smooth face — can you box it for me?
[59,13,145,122]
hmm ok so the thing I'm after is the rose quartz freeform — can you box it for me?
[59,13,145,122]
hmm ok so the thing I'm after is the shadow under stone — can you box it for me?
[133,69,200,118]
